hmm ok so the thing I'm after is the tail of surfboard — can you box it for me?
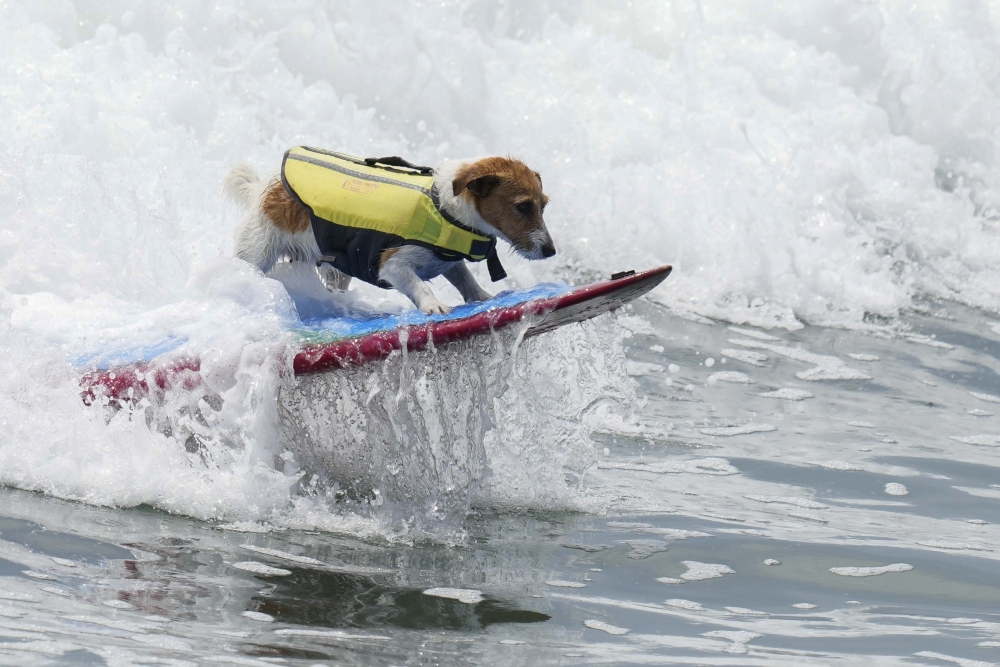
[223,163,261,208]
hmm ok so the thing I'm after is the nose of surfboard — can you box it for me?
[523,265,672,339]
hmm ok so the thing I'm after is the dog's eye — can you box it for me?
[515,201,534,216]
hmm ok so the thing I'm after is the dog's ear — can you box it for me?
[453,173,501,198]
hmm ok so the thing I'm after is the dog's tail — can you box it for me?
[223,163,261,208]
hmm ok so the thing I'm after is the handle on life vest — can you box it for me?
[364,156,434,175]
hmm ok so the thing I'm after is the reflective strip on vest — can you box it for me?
[282,147,494,261]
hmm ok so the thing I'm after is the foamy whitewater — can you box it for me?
[5,1,1000,665]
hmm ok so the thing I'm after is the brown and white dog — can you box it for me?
[224,156,555,314]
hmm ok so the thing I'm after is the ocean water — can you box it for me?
[4,0,1000,664]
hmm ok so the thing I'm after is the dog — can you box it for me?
[224,149,555,314]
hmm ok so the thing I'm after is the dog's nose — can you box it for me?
[541,243,556,258]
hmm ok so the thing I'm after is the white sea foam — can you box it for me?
[728,339,872,381]
[950,435,1000,446]
[885,483,909,496]
[707,371,754,384]
[678,561,735,581]
[813,461,864,471]
[703,630,763,654]
[545,580,587,588]
[759,388,815,400]
[423,588,485,604]
[600,458,739,476]
[970,392,1000,404]
[624,540,670,559]
[274,629,389,641]
[727,328,780,341]
[829,563,913,577]
[240,611,274,622]
[583,619,629,635]
[913,651,993,667]
[664,599,704,611]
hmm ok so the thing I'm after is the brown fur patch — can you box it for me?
[262,178,311,234]
[379,246,401,271]
[453,158,550,254]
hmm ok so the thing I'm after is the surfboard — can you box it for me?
[81,265,672,403]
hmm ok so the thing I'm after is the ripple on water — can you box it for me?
[700,423,777,437]
[917,541,990,551]
[229,562,292,576]
[744,495,828,509]
[725,606,768,616]
[102,600,135,610]
[721,349,768,366]
[240,544,323,565]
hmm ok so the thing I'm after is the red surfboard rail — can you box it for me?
[80,265,671,402]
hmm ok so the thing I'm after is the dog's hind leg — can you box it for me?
[234,211,282,274]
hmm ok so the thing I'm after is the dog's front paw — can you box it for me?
[419,299,451,316]
[465,288,492,303]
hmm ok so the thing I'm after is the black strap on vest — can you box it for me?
[363,156,433,175]
[487,250,507,282]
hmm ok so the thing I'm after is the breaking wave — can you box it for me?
[3,0,1000,535]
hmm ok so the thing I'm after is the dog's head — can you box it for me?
[452,157,555,260]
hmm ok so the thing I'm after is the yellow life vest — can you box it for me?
[281,146,504,287]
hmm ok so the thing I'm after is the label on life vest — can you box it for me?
[341,178,377,195]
